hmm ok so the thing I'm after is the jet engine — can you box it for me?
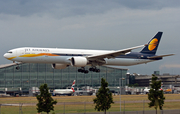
[71,57,88,67]
[52,63,67,69]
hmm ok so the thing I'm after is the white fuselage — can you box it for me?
[144,89,150,93]
[53,89,74,95]
[4,47,154,66]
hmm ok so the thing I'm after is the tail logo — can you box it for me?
[71,80,76,92]
[148,38,158,51]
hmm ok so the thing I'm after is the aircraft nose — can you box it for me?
[3,53,8,59]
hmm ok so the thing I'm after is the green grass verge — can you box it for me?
[0,94,179,114]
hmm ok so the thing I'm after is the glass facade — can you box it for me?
[0,63,127,90]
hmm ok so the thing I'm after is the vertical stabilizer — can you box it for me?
[71,80,76,92]
[140,32,163,55]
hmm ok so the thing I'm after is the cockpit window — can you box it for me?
[7,51,13,53]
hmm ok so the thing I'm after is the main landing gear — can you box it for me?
[78,67,89,74]
[78,67,100,74]
[89,67,100,73]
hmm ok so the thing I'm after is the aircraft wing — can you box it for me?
[87,44,146,60]
[0,62,23,69]
[147,54,175,59]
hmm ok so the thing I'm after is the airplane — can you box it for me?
[144,87,164,94]
[143,88,150,94]
[53,80,75,96]
[4,32,174,73]
[144,83,163,94]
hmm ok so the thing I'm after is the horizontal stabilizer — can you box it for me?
[147,54,175,59]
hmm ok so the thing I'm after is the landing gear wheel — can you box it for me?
[78,67,89,74]
[92,68,96,72]
[81,69,85,73]
[89,67,100,73]
[16,66,20,70]
[96,69,100,72]
[89,68,93,71]
[78,69,82,72]
[84,70,89,74]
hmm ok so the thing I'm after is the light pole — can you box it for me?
[119,78,125,113]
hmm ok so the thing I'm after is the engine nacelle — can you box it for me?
[52,63,67,69]
[71,57,88,67]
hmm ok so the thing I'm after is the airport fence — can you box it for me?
[0,100,180,114]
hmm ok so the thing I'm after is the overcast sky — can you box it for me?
[0,0,179,75]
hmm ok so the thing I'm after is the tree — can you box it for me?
[133,83,139,87]
[93,78,114,114]
[36,84,57,114]
[148,74,165,114]
[128,83,139,87]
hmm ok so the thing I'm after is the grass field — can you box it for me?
[0,94,180,114]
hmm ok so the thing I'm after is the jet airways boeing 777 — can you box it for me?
[4,32,174,73]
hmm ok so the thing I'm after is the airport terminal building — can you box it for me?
[0,63,127,93]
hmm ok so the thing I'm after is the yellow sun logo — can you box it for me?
[148,38,158,51]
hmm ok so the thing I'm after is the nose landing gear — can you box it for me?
[16,66,20,70]
[15,62,21,70]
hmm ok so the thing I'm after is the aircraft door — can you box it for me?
[19,49,25,56]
